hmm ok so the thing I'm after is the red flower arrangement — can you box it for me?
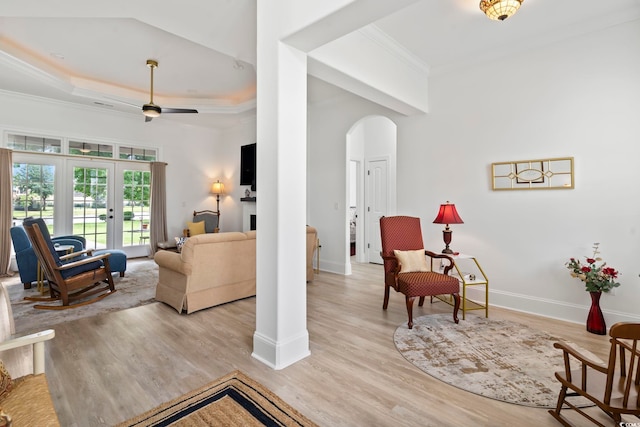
[565,243,621,293]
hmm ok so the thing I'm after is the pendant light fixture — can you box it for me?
[479,0,523,21]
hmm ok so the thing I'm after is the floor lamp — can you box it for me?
[211,180,225,231]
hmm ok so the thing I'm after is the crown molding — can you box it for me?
[358,25,430,76]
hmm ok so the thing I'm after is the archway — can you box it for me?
[345,115,397,274]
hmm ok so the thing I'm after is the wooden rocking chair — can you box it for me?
[23,218,117,310]
[548,322,640,426]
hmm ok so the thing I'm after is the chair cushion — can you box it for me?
[23,218,63,267]
[0,374,59,426]
[394,249,429,273]
[397,271,459,297]
[187,221,206,236]
[60,258,104,279]
[0,360,12,400]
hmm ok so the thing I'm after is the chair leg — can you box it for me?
[23,282,32,290]
[383,284,390,310]
[102,259,117,292]
[547,386,572,427]
[418,296,425,307]
[406,296,416,329]
[451,292,460,324]
[119,271,125,277]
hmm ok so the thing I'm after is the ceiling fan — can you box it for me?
[142,59,198,122]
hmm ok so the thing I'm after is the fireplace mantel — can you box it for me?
[242,199,256,231]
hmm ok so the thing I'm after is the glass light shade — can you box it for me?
[142,104,161,117]
[479,0,523,21]
[433,203,464,225]
[211,180,225,195]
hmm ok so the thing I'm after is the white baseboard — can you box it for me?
[317,259,348,275]
[465,287,640,326]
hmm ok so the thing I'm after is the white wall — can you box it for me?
[309,19,640,325]
[346,115,397,267]
[0,91,223,241]
[309,96,399,273]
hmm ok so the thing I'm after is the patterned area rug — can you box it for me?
[117,370,318,427]
[394,314,600,408]
[2,258,158,334]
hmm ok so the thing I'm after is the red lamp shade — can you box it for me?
[433,202,463,254]
[433,203,464,225]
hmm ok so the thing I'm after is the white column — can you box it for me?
[252,0,422,369]
[252,1,309,369]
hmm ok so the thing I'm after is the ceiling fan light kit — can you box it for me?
[479,0,523,21]
[142,103,161,117]
[141,59,198,121]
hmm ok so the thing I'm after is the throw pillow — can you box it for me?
[0,360,13,400]
[175,236,188,253]
[187,221,206,236]
[393,249,429,273]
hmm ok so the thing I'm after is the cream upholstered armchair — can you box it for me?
[0,283,57,425]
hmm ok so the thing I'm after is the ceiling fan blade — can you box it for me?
[162,108,198,114]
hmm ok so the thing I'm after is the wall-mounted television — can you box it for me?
[240,143,256,191]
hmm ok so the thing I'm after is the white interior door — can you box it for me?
[366,158,388,264]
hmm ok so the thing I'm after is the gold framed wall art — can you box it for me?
[491,157,574,190]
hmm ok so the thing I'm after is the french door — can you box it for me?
[67,160,150,257]
[68,160,116,251]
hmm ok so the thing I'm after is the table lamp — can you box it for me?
[433,201,464,254]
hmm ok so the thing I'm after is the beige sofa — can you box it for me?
[154,227,319,314]
[155,231,256,314]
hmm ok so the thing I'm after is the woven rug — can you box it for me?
[2,258,158,334]
[394,313,601,408]
[117,370,318,427]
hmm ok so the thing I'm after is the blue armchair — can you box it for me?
[10,225,85,289]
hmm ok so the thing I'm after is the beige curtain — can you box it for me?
[149,161,168,255]
[0,148,13,276]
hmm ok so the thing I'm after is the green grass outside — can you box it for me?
[13,207,150,247]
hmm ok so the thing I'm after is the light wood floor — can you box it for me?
[44,261,626,426]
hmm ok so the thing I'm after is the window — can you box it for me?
[119,146,157,161]
[69,141,114,158]
[6,133,157,162]
[7,134,61,153]
[12,162,56,232]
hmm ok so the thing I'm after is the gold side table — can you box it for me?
[432,252,489,320]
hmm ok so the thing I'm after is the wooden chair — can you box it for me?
[548,322,640,426]
[379,216,460,329]
[0,282,58,425]
[23,218,117,310]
